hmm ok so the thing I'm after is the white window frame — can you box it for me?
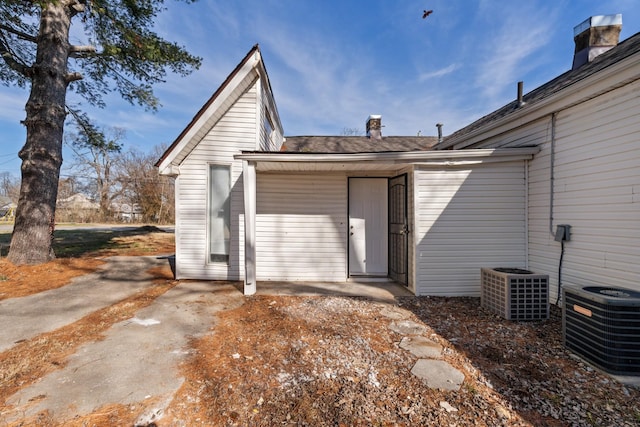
[207,163,232,264]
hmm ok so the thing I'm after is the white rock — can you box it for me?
[439,401,458,412]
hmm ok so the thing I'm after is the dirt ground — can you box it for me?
[0,228,639,426]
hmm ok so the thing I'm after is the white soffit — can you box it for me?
[235,147,540,172]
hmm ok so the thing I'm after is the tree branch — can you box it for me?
[63,0,87,17]
[0,23,37,43]
[0,37,32,77]
[65,71,83,83]
[69,44,97,58]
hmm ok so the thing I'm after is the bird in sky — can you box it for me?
[423,9,433,19]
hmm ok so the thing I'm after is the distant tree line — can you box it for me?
[0,128,175,225]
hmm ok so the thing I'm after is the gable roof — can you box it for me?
[439,31,640,150]
[155,44,281,174]
[282,135,438,153]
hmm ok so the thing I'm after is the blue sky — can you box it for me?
[1,0,639,179]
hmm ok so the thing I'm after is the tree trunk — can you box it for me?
[8,4,72,265]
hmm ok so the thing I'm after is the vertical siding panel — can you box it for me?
[256,174,348,281]
[415,162,527,296]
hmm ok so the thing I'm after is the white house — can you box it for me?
[439,14,640,301]
[157,45,538,296]
[158,16,639,299]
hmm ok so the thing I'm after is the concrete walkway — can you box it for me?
[0,256,167,352]
[5,280,244,424]
[0,258,456,424]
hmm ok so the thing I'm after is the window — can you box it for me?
[264,114,276,150]
[208,164,231,263]
[265,114,273,138]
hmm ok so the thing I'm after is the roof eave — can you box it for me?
[235,146,539,164]
[155,45,263,171]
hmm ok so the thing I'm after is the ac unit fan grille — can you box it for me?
[481,268,549,321]
[563,286,640,376]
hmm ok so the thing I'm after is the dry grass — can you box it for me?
[0,229,174,301]
[0,258,104,301]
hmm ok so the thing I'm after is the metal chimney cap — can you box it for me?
[574,14,622,37]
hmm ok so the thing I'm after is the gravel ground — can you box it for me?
[163,295,640,427]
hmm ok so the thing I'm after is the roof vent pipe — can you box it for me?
[517,81,525,107]
[436,123,443,144]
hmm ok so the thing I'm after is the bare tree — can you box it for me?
[117,146,174,224]
[56,177,79,201]
[0,173,20,201]
[65,122,124,220]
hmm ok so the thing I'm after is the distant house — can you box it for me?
[158,16,639,299]
[56,193,99,222]
[57,193,99,211]
[110,202,143,222]
[0,196,16,221]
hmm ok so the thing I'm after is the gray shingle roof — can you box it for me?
[281,135,438,153]
[442,31,640,147]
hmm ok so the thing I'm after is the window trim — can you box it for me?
[207,163,232,265]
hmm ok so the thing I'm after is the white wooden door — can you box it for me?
[349,178,388,276]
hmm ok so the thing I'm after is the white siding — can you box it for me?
[527,79,640,300]
[414,162,527,296]
[170,71,258,168]
[256,174,348,281]
[174,85,259,280]
[472,116,550,149]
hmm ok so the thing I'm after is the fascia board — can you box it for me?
[156,51,261,172]
[235,147,539,164]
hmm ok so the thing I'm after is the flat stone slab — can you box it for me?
[399,336,443,359]
[411,359,465,391]
[378,305,412,320]
[389,320,428,335]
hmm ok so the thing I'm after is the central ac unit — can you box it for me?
[481,267,549,321]
[563,285,640,376]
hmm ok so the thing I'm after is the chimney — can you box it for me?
[436,123,443,144]
[572,14,622,70]
[366,115,382,140]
